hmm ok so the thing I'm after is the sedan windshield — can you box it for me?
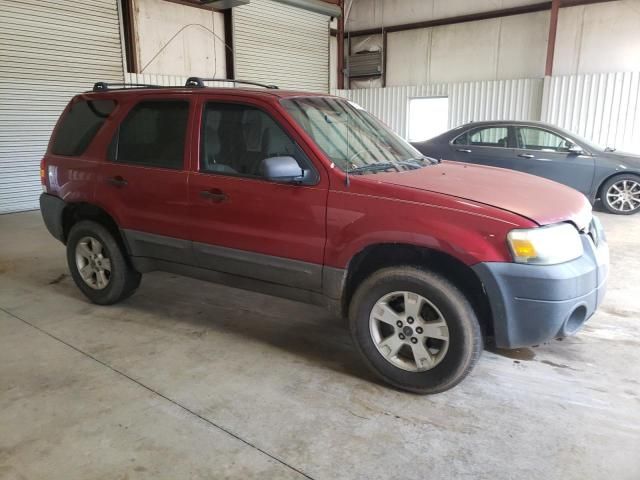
[281,97,436,174]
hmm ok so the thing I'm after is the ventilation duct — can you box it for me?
[347,51,382,78]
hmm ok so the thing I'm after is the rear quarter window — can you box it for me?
[52,99,116,156]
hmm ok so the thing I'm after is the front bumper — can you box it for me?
[473,221,609,348]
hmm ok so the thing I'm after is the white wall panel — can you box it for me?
[358,12,549,86]
[554,1,640,75]
[542,72,640,154]
[349,1,639,85]
[386,29,430,87]
[346,0,546,32]
[0,0,124,214]
[133,0,226,77]
[126,72,189,87]
[333,78,543,139]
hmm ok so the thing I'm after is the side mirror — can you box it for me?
[260,156,305,183]
[568,144,584,155]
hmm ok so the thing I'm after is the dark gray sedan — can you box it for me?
[412,121,640,215]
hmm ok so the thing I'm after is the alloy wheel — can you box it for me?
[75,236,111,290]
[606,179,640,213]
[369,291,450,372]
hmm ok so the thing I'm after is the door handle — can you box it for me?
[456,148,472,153]
[518,154,535,159]
[107,175,128,187]
[200,189,228,203]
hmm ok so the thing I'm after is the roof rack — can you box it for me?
[92,81,161,92]
[185,77,279,89]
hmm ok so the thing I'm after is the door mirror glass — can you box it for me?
[260,156,305,183]
[568,144,584,155]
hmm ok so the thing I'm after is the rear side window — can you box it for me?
[454,126,509,148]
[52,99,116,156]
[110,101,189,169]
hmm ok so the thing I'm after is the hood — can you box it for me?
[373,161,592,230]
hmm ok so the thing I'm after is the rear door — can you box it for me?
[512,126,595,195]
[95,96,193,264]
[187,95,328,292]
[449,125,517,169]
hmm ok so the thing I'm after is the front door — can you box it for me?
[188,98,327,291]
[95,97,193,263]
[512,126,595,195]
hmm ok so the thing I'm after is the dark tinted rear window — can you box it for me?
[109,101,188,169]
[52,99,116,156]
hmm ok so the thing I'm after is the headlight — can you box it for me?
[507,223,583,265]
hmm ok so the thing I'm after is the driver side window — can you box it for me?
[200,103,300,177]
[517,127,570,152]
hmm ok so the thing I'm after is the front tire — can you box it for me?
[349,267,482,394]
[601,174,640,215]
[66,220,141,305]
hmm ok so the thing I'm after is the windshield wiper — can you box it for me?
[398,156,439,168]
[347,163,396,174]
[423,155,440,164]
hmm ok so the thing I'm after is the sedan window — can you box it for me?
[517,127,572,153]
[454,127,509,148]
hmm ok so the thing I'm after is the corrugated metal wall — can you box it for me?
[233,0,329,92]
[332,78,544,139]
[0,0,124,214]
[542,72,640,154]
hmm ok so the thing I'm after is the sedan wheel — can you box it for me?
[603,176,640,214]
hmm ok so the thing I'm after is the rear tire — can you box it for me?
[349,267,482,394]
[66,220,141,305]
[600,174,640,215]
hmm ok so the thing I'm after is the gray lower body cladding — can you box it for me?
[473,234,609,348]
[40,193,66,242]
[121,229,346,313]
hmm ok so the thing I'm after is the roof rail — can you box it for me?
[92,81,161,92]
[185,77,279,89]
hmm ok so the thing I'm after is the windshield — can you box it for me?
[281,97,436,174]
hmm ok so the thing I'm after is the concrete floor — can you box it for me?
[0,210,639,480]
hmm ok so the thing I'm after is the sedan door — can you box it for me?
[449,125,517,169]
[512,126,595,195]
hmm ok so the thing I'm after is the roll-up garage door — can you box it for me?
[0,0,124,214]
[233,0,329,93]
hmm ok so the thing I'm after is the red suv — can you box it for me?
[40,78,609,393]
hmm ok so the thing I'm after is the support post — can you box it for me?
[381,29,387,87]
[337,0,345,89]
[545,0,560,76]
